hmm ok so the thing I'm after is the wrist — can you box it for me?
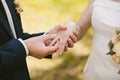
[76,24,82,41]
[18,38,29,56]
[24,39,31,55]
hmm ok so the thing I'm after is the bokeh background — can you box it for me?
[19,0,92,80]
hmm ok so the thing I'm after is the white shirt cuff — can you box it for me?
[18,38,29,56]
[43,32,47,35]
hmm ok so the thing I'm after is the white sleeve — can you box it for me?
[43,32,47,35]
[18,38,29,56]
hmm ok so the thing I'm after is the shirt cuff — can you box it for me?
[43,32,47,35]
[18,38,29,56]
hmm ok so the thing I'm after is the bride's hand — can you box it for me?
[48,21,80,55]
[57,21,80,55]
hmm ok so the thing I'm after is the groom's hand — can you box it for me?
[24,34,59,59]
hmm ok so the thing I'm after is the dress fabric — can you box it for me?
[83,0,120,80]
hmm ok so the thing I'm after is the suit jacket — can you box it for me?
[0,0,48,80]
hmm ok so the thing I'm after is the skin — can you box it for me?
[77,0,95,40]
[24,23,76,59]
[48,0,95,55]
[48,22,80,55]
[111,0,120,2]
[24,34,59,59]
[24,0,95,58]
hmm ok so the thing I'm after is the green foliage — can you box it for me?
[107,40,116,55]
[31,53,88,80]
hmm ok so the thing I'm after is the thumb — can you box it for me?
[55,25,67,32]
[47,24,67,34]
[47,41,59,54]
[49,37,59,46]
[43,34,57,41]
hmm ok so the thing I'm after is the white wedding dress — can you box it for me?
[83,0,120,80]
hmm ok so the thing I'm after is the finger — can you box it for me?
[49,37,59,46]
[67,38,74,48]
[55,49,60,56]
[64,46,68,52]
[43,34,57,41]
[55,47,68,57]
[58,36,68,55]
[45,39,52,46]
[56,43,68,56]
[70,33,78,43]
[56,25,67,31]
[73,30,79,38]
[47,41,59,54]
[47,25,67,35]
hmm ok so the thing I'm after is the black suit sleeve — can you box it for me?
[22,32,45,40]
[0,39,27,75]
